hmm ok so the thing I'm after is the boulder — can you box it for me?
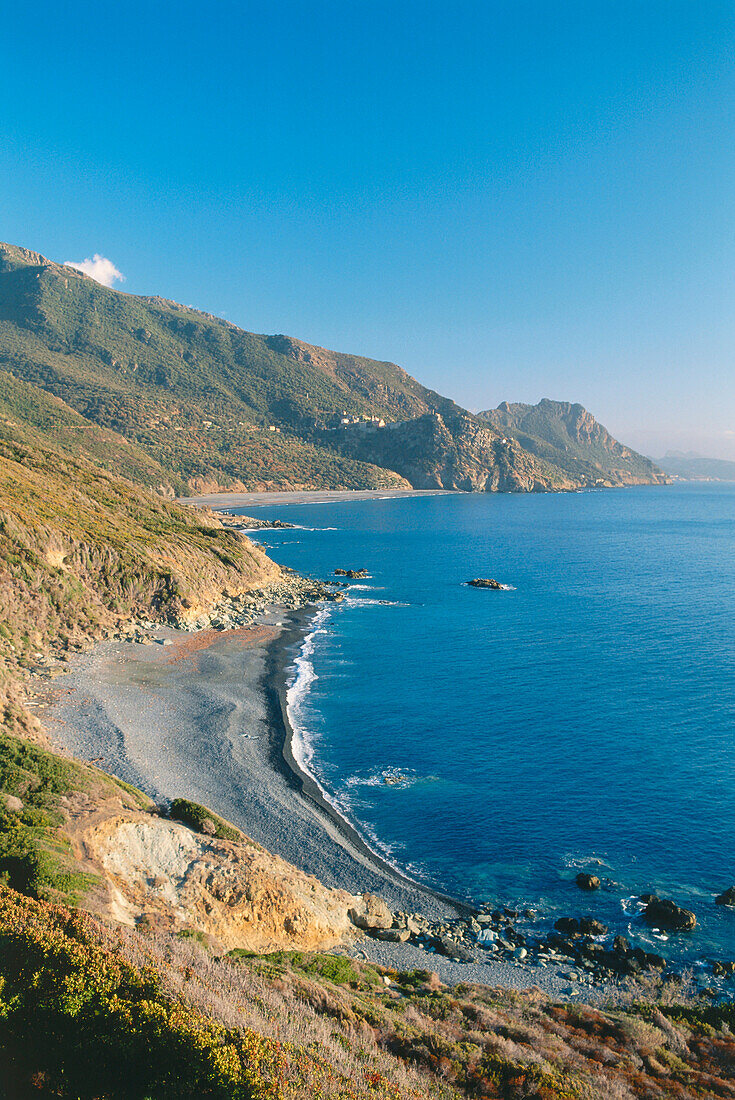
[715,886,735,907]
[579,917,608,936]
[375,928,410,942]
[334,568,369,579]
[555,917,582,935]
[467,578,503,589]
[642,896,696,931]
[433,936,474,962]
[575,873,601,891]
[546,932,579,958]
[348,893,393,931]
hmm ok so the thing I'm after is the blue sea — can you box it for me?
[239,484,735,967]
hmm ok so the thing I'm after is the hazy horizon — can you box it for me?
[3,1,734,460]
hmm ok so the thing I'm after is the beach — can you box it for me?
[40,597,619,999]
[181,489,456,508]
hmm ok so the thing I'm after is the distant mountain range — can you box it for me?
[655,452,735,481]
[0,242,666,494]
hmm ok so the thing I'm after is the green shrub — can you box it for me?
[169,797,241,842]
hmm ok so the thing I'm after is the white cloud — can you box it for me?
[64,254,125,287]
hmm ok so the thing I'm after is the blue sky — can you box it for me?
[2,1,734,456]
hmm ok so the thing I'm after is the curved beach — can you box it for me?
[42,606,460,919]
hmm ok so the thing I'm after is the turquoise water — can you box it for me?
[240,484,735,965]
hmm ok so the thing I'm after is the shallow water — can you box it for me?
[239,484,735,965]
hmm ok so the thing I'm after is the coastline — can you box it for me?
[39,601,460,921]
[267,608,474,916]
[36,599,670,998]
[181,488,458,508]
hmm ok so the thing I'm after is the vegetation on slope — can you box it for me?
[478,400,667,487]
[1,885,734,1099]
[0,427,276,739]
[0,242,663,493]
[0,730,151,907]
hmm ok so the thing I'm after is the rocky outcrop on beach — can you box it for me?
[164,572,343,633]
[214,511,296,530]
[69,795,370,953]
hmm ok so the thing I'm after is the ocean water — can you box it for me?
[239,484,735,966]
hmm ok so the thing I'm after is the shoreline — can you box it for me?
[39,599,461,922]
[181,489,458,508]
[36,602,691,999]
[267,608,475,916]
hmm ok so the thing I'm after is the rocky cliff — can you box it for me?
[479,398,668,487]
[332,411,579,491]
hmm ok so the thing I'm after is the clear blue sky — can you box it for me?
[2,1,734,456]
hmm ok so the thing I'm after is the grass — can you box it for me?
[1,885,733,1099]
[0,731,121,904]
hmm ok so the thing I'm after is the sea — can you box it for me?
[237,483,735,968]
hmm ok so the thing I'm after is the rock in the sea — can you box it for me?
[348,893,393,931]
[334,568,369,579]
[715,886,735,907]
[555,917,583,935]
[576,873,601,891]
[579,917,608,936]
[467,577,504,589]
[642,895,697,931]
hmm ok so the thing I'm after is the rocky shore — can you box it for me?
[103,571,344,646]
[349,891,735,999]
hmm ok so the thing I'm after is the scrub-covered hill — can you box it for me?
[0,242,665,493]
[479,399,667,488]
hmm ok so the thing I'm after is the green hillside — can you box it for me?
[0,242,665,493]
[0,430,277,739]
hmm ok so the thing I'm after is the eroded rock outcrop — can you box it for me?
[83,814,365,952]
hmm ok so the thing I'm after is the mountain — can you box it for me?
[657,451,735,481]
[478,399,667,488]
[0,242,665,493]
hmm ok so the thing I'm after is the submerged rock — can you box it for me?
[575,873,601,891]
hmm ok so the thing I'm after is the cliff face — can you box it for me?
[76,808,365,953]
[332,411,579,491]
[479,399,668,487]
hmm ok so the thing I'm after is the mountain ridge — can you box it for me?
[0,240,665,493]
[479,397,666,487]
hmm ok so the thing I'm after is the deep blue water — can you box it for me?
[238,484,735,965]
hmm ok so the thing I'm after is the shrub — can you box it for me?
[168,798,241,842]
